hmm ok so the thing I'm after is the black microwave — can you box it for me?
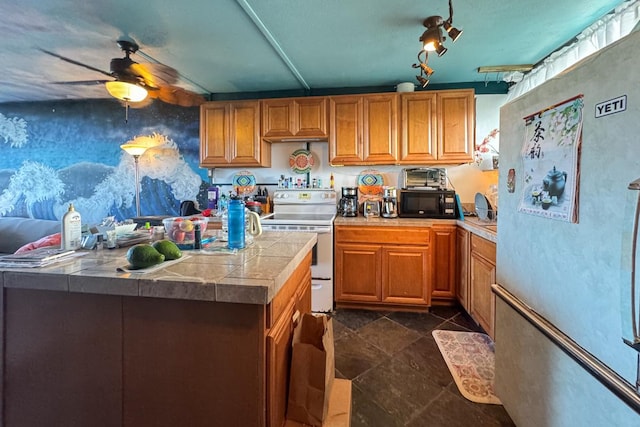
[398,190,457,219]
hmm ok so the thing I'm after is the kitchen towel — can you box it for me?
[432,329,502,405]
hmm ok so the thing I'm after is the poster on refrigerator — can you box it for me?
[518,95,584,223]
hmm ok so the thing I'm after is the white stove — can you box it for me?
[261,188,337,312]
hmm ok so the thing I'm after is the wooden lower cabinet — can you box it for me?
[334,225,432,310]
[430,225,457,303]
[469,234,496,338]
[382,246,430,305]
[456,227,470,311]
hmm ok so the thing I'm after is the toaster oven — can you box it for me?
[401,167,447,190]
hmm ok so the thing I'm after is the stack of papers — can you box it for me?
[0,247,81,268]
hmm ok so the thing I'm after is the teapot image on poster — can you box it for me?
[542,166,567,197]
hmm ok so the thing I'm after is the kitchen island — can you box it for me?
[0,231,316,427]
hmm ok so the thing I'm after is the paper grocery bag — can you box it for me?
[287,313,335,426]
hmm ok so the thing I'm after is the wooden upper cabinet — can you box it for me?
[200,100,270,168]
[399,92,437,163]
[262,97,328,140]
[436,89,475,163]
[399,89,475,164]
[329,94,398,165]
[329,95,363,164]
[363,94,398,164]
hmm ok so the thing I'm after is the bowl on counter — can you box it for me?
[162,216,209,247]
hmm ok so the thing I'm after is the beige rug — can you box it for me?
[432,329,502,405]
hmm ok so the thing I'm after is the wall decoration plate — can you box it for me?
[357,169,385,197]
[232,170,256,195]
[289,149,314,174]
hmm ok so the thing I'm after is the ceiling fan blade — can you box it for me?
[153,86,205,107]
[51,80,111,85]
[130,63,179,88]
[39,48,113,78]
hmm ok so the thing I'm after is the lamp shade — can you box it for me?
[106,81,148,102]
[120,143,149,157]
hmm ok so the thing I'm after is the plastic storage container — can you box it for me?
[162,216,209,248]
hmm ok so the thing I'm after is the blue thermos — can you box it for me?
[227,198,245,249]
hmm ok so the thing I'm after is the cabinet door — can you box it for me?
[200,102,230,165]
[335,243,381,302]
[329,96,364,164]
[267,301,297,427]
[362,94,398,164]
[382,245,430,305]
[470,235,496,338]
[229,101,267,166]
[262,98,295,138]
[399,92,437,164]
[262,97,328,140]
[436,89,475,163]
[431,226,457,301]
[456,227,470,311]
[200,100,268,167]
[296,97,328,138]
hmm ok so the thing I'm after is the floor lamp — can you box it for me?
[120,143,149,218]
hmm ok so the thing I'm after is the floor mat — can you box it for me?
[432,329,502,405]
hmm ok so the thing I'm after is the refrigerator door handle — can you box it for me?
[625,179,640,350]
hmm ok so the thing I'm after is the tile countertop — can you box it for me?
[0,231,316,305]
[334,215,497,242]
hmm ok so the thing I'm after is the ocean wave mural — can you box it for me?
[0,99,205,224]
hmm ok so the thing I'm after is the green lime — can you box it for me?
[152,240,183,260]
[126,244,165,269]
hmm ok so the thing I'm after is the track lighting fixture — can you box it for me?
[412,50,434,88]
[417,0,462,57]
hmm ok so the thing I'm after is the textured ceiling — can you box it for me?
[0,0,626,103]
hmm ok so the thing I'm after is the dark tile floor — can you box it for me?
[329,305,516,427]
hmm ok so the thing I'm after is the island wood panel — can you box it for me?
[267,300,296,427]
[122,297,266,427]
[382,245,430,305]
[267,265,311,427]
[4,289,123,427]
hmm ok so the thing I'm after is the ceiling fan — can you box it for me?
[40,37,206,108]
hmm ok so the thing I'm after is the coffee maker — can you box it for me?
[381,186,398,218]
[339,187,358,217]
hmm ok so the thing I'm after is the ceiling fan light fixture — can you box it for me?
[105,80,148,103]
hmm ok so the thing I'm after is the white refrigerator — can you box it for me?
[495,29,640,426]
